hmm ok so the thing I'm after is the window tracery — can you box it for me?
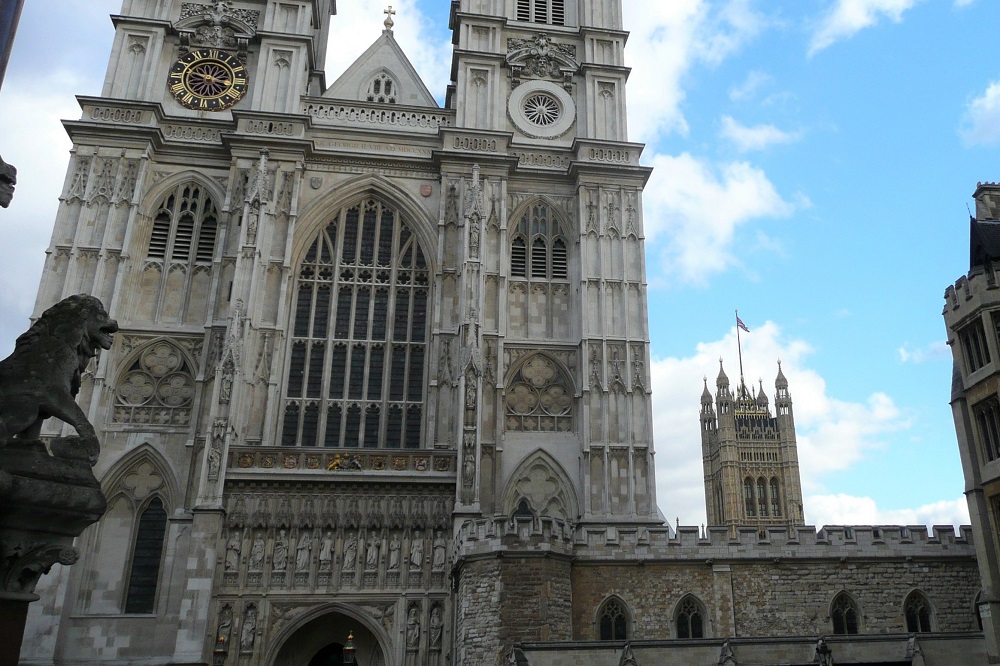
[504,355,573,432]
[367,73,397,104]
[770,477,781,517]
[598,597,628,641]
[113,342,196,426]
[147,183,218,263]
[282,199,429,448]
[676,595,706,639]
[832,592,861,635]
[904,591,933,633]
[509,204,568,280]
[744,477,755,517]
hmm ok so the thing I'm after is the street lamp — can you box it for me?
[343,630,356,665]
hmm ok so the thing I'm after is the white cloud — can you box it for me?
[961,80,1000,146]
[720,115,802,151]
[729,71,772,102]
[810,0,921,56]
[642,152,798,283]
[623,0,767,142]
[898,340,949,364]
[651,322,912,527]
[806,494,970,529]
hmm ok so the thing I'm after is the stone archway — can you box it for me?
[272,609,388,666]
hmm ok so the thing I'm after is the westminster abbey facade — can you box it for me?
[17,1,990,664]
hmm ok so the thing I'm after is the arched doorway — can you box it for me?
[273,609,387,666]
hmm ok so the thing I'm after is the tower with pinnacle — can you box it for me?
[701,360,805,533]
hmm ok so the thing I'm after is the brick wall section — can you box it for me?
[499,556,572,645]
[457,559,503,666]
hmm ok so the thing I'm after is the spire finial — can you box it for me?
[384,5,396,31]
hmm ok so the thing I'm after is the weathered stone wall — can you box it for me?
[499,556,573,644]
[456,558,504,666]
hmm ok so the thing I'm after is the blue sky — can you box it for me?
[1,0,996,528]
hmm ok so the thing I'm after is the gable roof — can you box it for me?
[323,29,438,108]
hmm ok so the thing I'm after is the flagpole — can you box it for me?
[736,309,745,383]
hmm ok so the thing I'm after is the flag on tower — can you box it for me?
[736,314,750,333]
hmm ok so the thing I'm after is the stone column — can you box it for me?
[0,438,106,666]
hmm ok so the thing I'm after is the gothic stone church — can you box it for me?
[17,1,989,665]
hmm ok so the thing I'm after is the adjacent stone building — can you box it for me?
[16,1,986,665]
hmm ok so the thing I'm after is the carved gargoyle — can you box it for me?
[0,294,118,449]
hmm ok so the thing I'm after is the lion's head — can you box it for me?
[17,294,119,372]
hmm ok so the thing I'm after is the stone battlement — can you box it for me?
[455,518,975,562]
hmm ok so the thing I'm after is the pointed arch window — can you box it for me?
[147,183,218,263]
[831,592,861,635]
[509,204,569,280]
[744,477,756,517]
[757,477,768,517]
[676,595,706,639]
[770,477,781,517]
[124,497,168,614]
[283,199,429,448]
[598,597,629,641]
[904,591,933,633]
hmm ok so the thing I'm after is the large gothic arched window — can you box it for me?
[509,204,568,280]
[282,199,429,448]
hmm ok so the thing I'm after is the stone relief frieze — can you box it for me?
[506,34,579,90]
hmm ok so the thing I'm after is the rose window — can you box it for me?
[505,355,574,432]
[114,342,195,426]
[523,93,561,126]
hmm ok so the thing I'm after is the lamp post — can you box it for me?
[211,635,228,666]
[343,630,356,665]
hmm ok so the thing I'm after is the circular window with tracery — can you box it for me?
[523,93,561,126]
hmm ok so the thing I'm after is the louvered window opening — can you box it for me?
[516,0,565,25]
[283,199,429,449]
[147,185,218,263]
[510,205,568,280]
[124,497,167,614]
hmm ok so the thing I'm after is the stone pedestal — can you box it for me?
[0,438,107,666]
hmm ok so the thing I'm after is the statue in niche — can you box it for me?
[248,532,265,571]
[430,605,443,649]
[224,532,241,571]
[469,219,481,258]
[365,534,380,570]
[432,533,447,570]
[295,531,312,570]
[272,530,288,571]
[343,532,358,570]
[219,358,234,405]
[318,532,334,570]
[241,604,257,652]
[216,604,233,646]
[406,605,421,650]
[409,535,423,570]
[388,533,401,571]
[207,439,222,482]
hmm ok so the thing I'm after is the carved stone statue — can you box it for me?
[365,534,380,570]
[273,530,288,571]
[295,532,312,571]
[241,604,257,652]
[344,532,358,570]
[409,535,423,570]
[248,532,265,571]
[388,533,401,571]
[432,533,447,570]
[0,294,118,454]
[224,532,241,571]
[216,604,233,645]
[406,605,421,650]
[319,532,333,570]
[430,605,443,649]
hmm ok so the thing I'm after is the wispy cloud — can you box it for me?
[642,152,799,283]
[651,322,913,527]
[961,80,1000,146]
[624,0,768,142]
[730,70,772,102]
[810,0,921,56]
[720,115,803,152]
[806,494,969,529]
[898,341,949,364]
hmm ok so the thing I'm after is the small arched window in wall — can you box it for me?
[504,355,574,432]
[770,477,781,517]
[367,73,397,104]
[676,595,706,639]
[757,477,768,517]
[598,597,628,641]
[509,205,568,280]
[744,477,755,517]
[904,591,933,633]
[831,592,861,635]
[124,497,168,614]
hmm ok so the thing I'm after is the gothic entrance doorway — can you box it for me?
[272,609,387,666]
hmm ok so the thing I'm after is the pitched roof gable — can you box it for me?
[323,30,438,108]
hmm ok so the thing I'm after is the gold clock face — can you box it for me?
[168,49,248,111]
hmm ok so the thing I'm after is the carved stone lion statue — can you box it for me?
[0,294,118,446]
